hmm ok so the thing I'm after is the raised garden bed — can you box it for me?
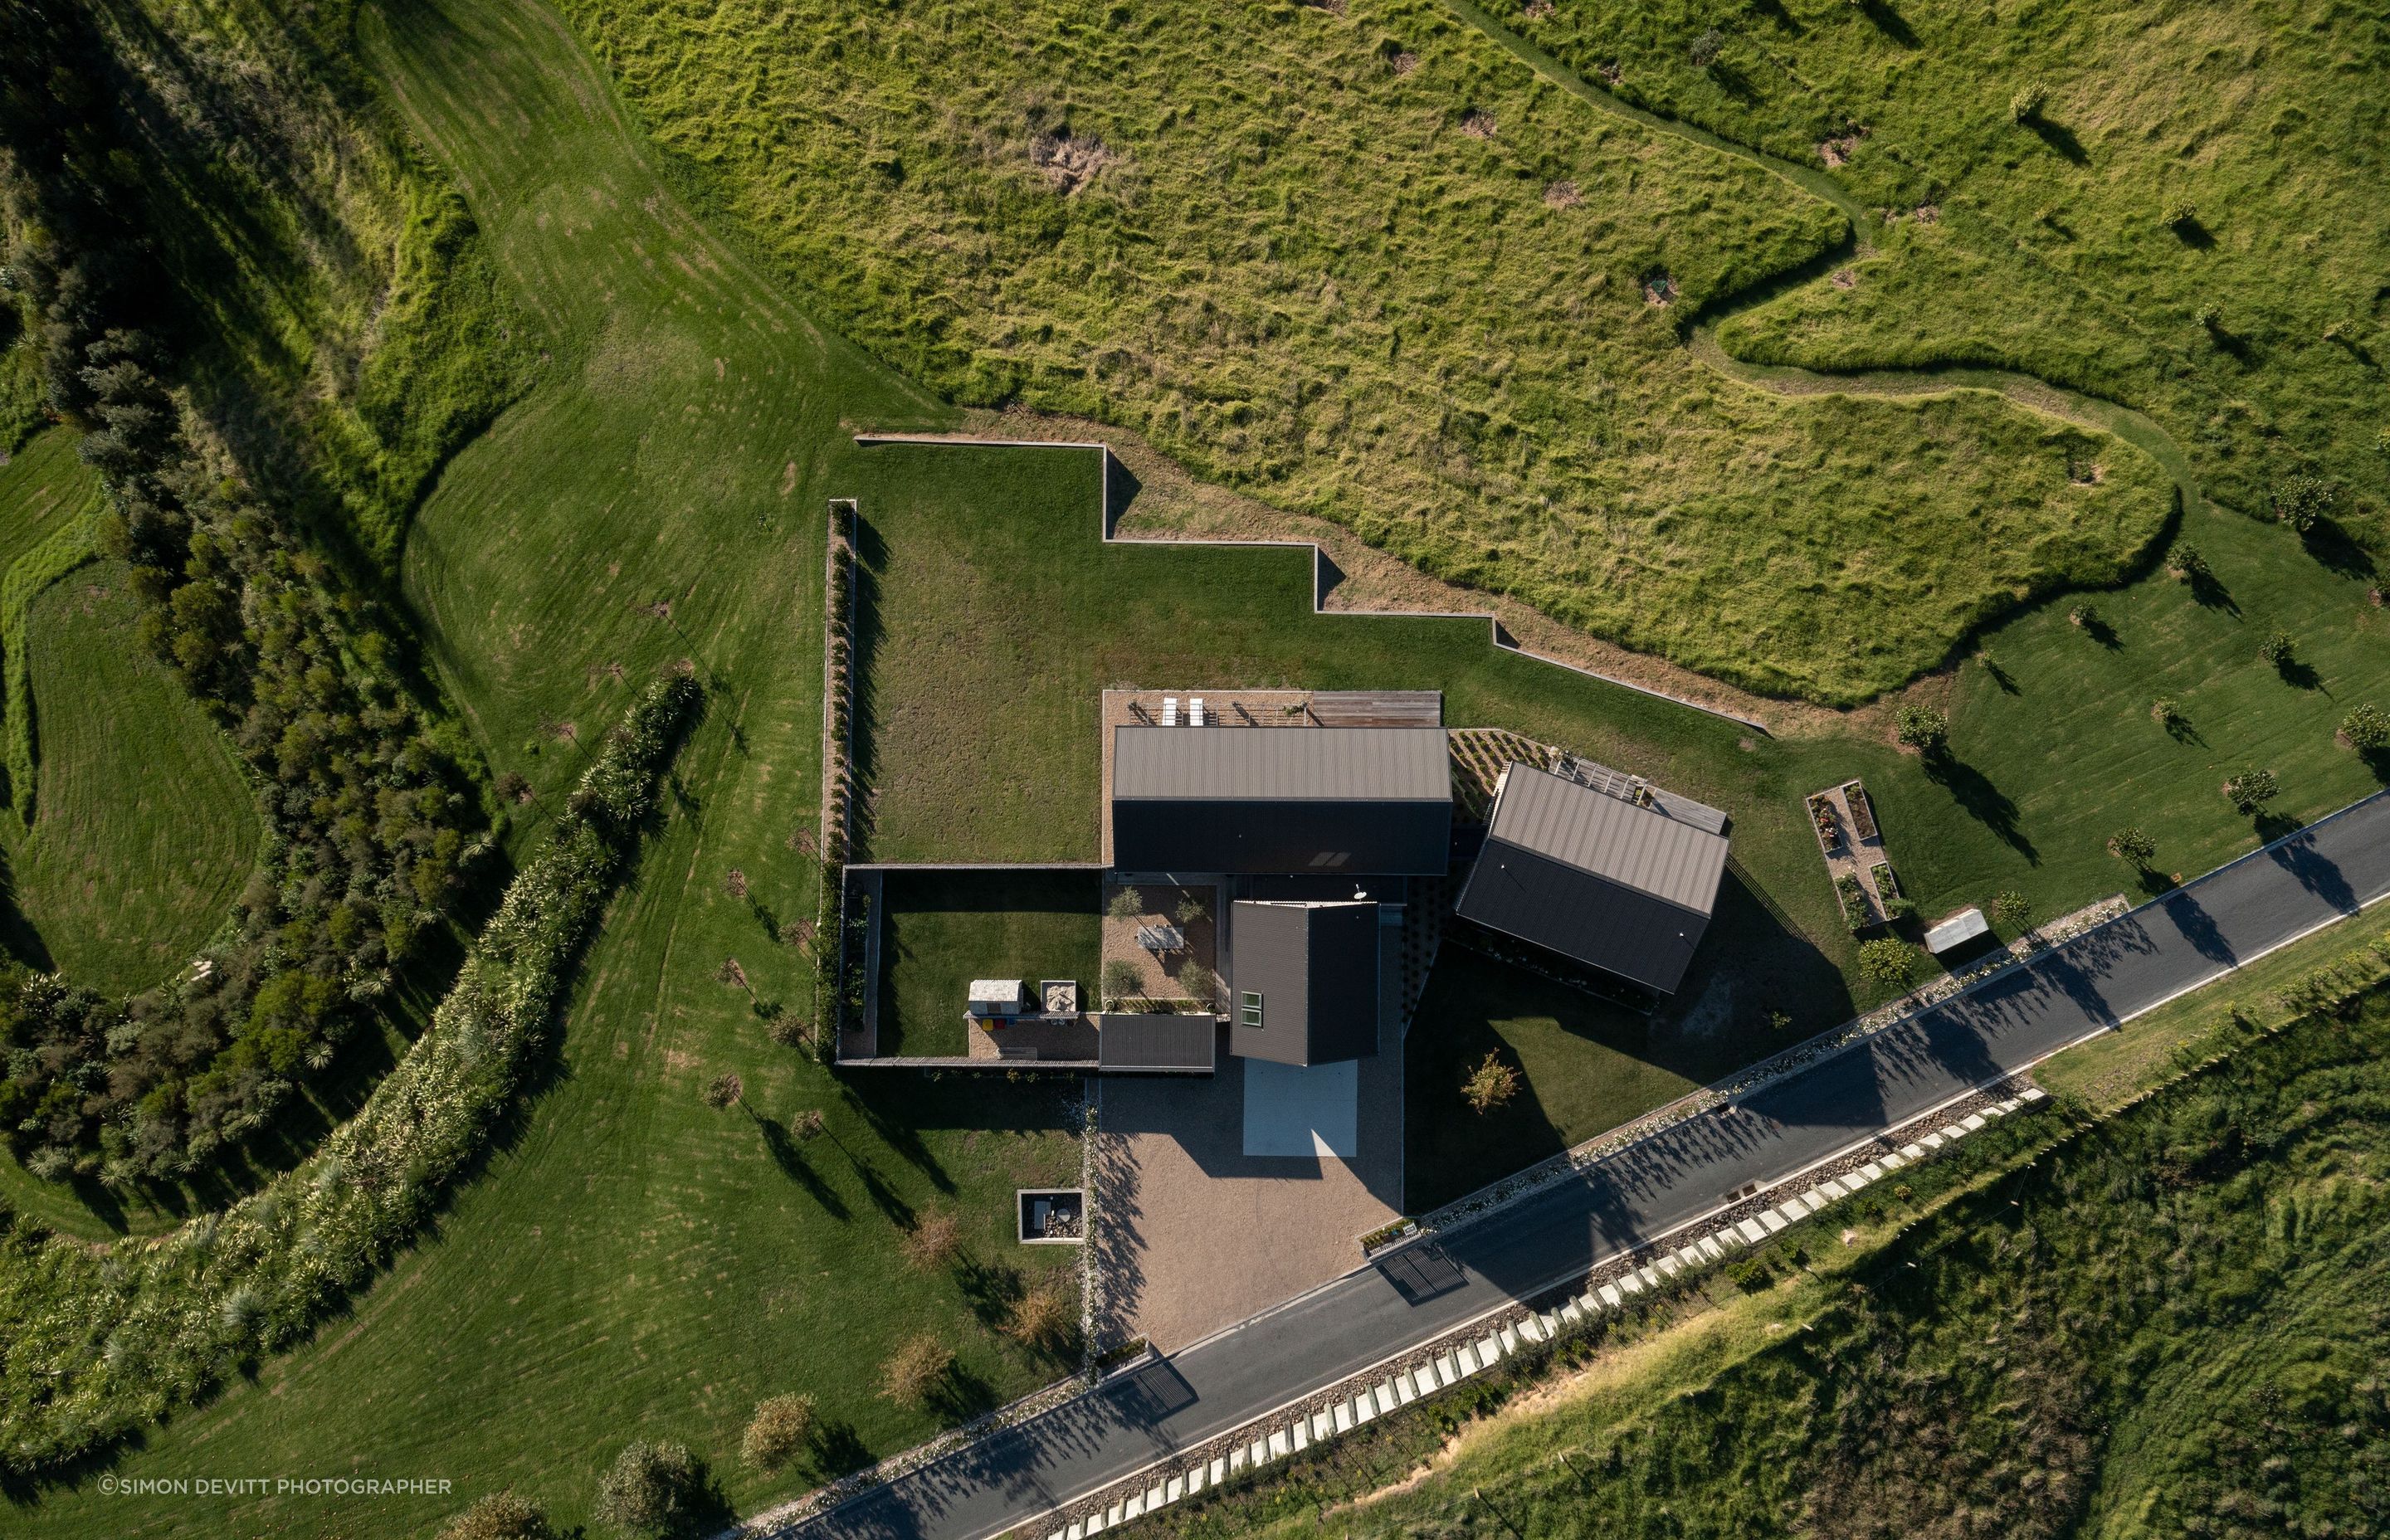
[1807,792,1842,852]
[1845,780,1879,841]
[1835,871,1874,931]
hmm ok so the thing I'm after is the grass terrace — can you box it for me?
[876,869,1102,1057]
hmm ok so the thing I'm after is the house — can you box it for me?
[1454,763,1730,995]
[1110,724,1451,875]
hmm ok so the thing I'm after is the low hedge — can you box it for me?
[0,675,698,1475]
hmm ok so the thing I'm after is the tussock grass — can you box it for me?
[554,0,2171,703]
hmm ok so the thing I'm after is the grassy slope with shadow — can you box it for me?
[878,870,1100,1057]
[0,0,1077,1532]
[1511,0,2389,543]
[550,0,2173,706]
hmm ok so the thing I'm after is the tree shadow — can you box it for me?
[1924,752,2037,861]
[2186,570,2238,616]
[1856,0,1919,46]
[840,1148,916,1229]
[2300,519,2376,582]
[1982,656,2020,694]
[2274,656,2323,692]
[955,1253,1025,1334]
[751,1110,850,1219]
[2026,117,2088,165]
[809,1417,875,1479]
[2162,713,2207,748]
[927,1360,1002,1423]
[2170,216,2215,250]
[2077,613,2120,650]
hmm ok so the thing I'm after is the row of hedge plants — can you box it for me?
[0,675,698,1477]
[0,2,500,1187]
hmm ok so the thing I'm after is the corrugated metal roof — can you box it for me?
[1096,1013,1218,1072]
[1455,845,1710,994]
[1115,726,1449,803]
[1486,766,1729,912]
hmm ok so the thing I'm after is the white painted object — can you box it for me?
[1924,906,1989,954]
[1738,1218,1769,1245]
[1162,696,1178,726]
[1598,1283,1623,1308]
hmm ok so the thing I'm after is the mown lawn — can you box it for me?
[6,563,260,995]
[552,0,2173,704]
[1402,946,1706,1211]
[877,870,1101,1056]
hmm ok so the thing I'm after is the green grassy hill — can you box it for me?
[1519,0,2390,543]
[546,0,2175,704]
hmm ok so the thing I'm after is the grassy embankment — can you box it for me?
[1134,912,2390,1540]
[877,870,1102,1057]
[1517,0,2389,545]
[557,0,2175,705]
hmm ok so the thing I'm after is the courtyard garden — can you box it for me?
[876,869,1103,1056]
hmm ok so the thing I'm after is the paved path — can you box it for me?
[781,792,2390,1540]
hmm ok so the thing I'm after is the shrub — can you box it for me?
[1893,704,1948,753]
[2271,475,2336,534]
[1688,27,1724,66]
[740,1394,817,1474]
[2068,602,2100,629]
[2194,302,2222,334]
[2164,543,2206,580]
[1106,885,1144,923]
[2107,826,2156,865]
[1856,938,1915,987]
[1100,957,1144,1004]
[790,1108,827,1142]
[2151,697,2185,729]
[2257,629,2296,666]
[1006,1278,1076,1352]
[1989,890,2033,930]
[1173,892,1210,926]
[701,1072,744,1110]
[2163,202,2197,231]
[2339,703,2390,753]
[1462,1050,1521,1114]
[767,1013,811,1049]
[2009,82,2048,122]
[1173,959,1216,1002]
[440,1492,558,1540]
[900,1208,961,1273]
[879,1334,954,1406]
[593,1440,703,1538]
[2223,768,2280,815]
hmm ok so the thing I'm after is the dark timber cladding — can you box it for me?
[1111,726,1451,874]
[1456,764,1730,994]
[1227,900,1379,1065]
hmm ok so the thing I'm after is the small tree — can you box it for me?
[1856,938,1915,987]
[2107,826,2156,866]
[1006,1277,1076,1352]
[1106,885,1145,923]
[1100,957,1144,1005]
[2223,768,2280,815]
[1173,959,1216,1003]
[1688,27,1724,66]
[2257,629,2296,667]
[701,1072,744,1111]
[1893,704,1948,754]
[2151,698,2186,730]
[1173,891,1211,926]
[879,1333,954,1407]
[791,1108,827,1142]
[2164,543,2207,581]
[495,770,532,805]
[2339,703,2390,753]
[593,1440,701,1539]
[1461,1051,1520,1114]
[2068,602,2100,630]
[767,1013,810,1049]
[741,1394,817,1474]
[2009,82,2048,122]
[440,1492,558,1540]
[1989,890,2034,931]
[900,1208,961,1273]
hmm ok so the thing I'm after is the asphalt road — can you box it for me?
[784,791,2390,1540]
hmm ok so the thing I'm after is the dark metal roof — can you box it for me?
[1481,765,1729,911]
[1096,1013,1218,1073]
[1227,900,1380,1065]
[1114,726,1449,802]
[1453,767,1729,995]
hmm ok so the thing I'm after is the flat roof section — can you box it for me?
[1096,1013,1220,1074]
